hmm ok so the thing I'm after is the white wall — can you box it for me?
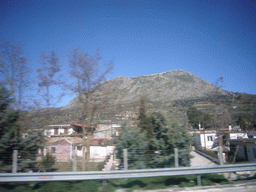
[44,127,74,136]
[90,146,115,160]
[230,133,248,140]
[196,133,216,149]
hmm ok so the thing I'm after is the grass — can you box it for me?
[0,173,232,192]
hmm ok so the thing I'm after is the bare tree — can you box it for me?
[37,51,62,109]
[36,51,63,128]
[0,40,30,110]
[67,48,114,170]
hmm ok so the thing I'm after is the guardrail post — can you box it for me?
[12,150,18,173]
[123,149,128,170]
[197,175,201,186]
[174,148,179,167]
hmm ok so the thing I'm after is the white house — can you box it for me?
[89,138,115,161]
[95,121,121,138]
[194,130,217,149]
[229,132,248,140]
[44,137,115,162]
[194,128,249,150]
[44,124,74,137]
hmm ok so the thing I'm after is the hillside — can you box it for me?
[25,69,255,128]
[66,69,229,108]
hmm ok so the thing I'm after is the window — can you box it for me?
[254,148,256,159]
[64,128,68,134]
[54,128,58,135]
[207,136,213,141]
[51,147,56,154]
[77,146,82,151]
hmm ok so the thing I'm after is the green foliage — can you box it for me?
[187,106,213,129]
[232,95,256,130]
[115,108,192,169]
[0,87,44,172]
[149,116,192,168]
[114,121,148,169]
[37,153,56,172]
[138,96,152,138]
[187,107,202,129]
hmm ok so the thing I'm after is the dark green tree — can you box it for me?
[114,121,148,169]
[236,116,246,130]
[202,113,213,129]
[0,87,44,172]
[115,111,192,169]
[187,107,202,129]
[234,93,256,130]
[149,113,192,168]
[138,96,152,138]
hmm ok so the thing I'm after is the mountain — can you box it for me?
[66,69,229,108]
[26,69,255,128]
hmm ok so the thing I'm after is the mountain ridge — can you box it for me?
[65,69,229,109]
[25,69,256,128]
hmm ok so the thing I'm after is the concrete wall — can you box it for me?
[47,143,72,162]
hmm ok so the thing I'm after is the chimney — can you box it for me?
[229,124,232,131]
[199,122,203,130]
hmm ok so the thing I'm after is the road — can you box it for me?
[190,150,217,167]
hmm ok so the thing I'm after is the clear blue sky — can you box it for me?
[1,0,256,107]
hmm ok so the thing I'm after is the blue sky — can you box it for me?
[1,0,256,107]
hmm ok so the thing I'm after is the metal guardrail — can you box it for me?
[1,163,256,182]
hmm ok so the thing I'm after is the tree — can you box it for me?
[0,87,44,172]
[0,40,30,110]
[67,48,114,170]
[114,121,148,169]
[214,104,231,129]
[234,93,256,130]
[115,110,192,169]
[187,107,213,129]
[236,116,246,130]
[138,96,152,137]
[37,51,62,109]
[187,107,202,129]
[148,112,192,168]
